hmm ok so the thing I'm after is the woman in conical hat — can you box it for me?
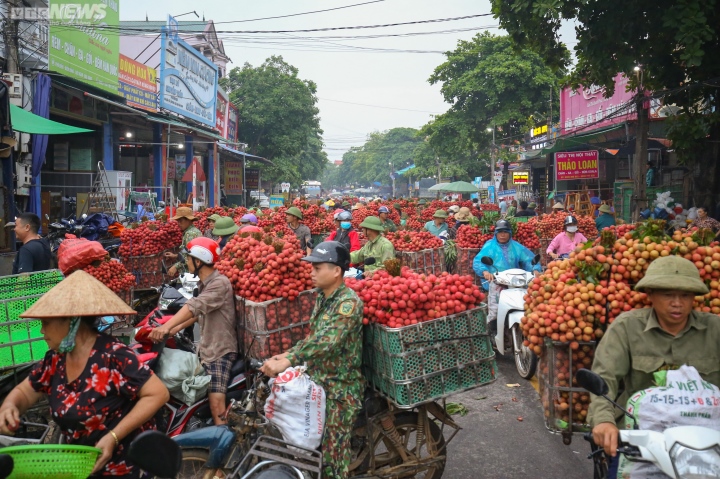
[0,271,169,478]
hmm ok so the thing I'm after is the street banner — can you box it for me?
[512,171,529,185]
[48,0,119,94]
[224,161,243,194]
[555,150,599,181]
[119,54,157,112]
[245,168,260,190]
[497,189,517,201]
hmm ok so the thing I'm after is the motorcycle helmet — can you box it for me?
[186,237,221,265]
[564,215,578,226]
[240,213,258,225]
[333,209,346,220]
[495,219,512,234]
[301,241,351,272]
[337,211,353,221]
[378,206,390,214]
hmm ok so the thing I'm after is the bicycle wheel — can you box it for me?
[351,411,446,479]
[178,448,214,479]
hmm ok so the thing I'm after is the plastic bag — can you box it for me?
[618,365,720,478]
[156,348,211,406]
[57,234,108,274]
[265,366,326,450]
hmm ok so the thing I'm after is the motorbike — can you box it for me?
[175,360,456,479]
[480,254,541,379]
[576,369,720,479]
[131,275,249,437]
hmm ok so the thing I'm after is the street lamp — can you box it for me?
[389,161,395,198]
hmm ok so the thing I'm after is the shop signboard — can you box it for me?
[173,154,184,180]
[119,54,157,112]
[226,102,238,143]
[48,0,120,95]
[497,189,517,201]
[555,150,599,181]
[216,88,228,136]
[269,195,284,208]
[512,171,529,185]
[224,161,243,194]
[245,168,260,190]
[560,74,637,135]
[493,171,503,189]
[487,185,495,204]
[159,15,218,126]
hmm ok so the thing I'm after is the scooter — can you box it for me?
[480,254,541,380]
[576,369,720,479]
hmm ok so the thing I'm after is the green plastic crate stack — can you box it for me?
[363,306,496,408]
[0,269,64,370]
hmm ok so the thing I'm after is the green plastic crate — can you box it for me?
[0,270,64,370]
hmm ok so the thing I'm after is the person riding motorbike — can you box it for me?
[546,215,588,260]
[0,271,170,478]
[326,211,360,254]
[149,237,237,426]
[473,219,541,336]
[260,241,364,479]
[588,255,720,479]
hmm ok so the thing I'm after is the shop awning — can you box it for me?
[147,114,245,146]
[395,164,416,176]
[217,143,272,166]
[9,104,93,134]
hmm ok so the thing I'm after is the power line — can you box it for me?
[208,0,387,24]
[319,98,442,113]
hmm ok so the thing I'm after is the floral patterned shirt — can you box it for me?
[29,334,155,478]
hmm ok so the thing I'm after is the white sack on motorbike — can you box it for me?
[156,348,211,406]
[619,365,720,478]
[265,366,326,450]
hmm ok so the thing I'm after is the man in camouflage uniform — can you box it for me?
[377,206,397,232]
[350,216,396,275]
[165,206,202,276]
[261,241,364,479]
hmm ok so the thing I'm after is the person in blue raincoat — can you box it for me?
[473,219,541,336]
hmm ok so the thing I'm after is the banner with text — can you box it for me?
[224,161,243,194]
[48,0,120,94]
[245,168,260,191]
[119,54,157,111]
[512,171,529,185]
[555,150,599,181]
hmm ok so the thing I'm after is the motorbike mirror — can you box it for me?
[0,454,14,479]
[481,256,494,266]
[532,254,541,265]
[575,369,608,396]
[193,287,199,298]
[127,431,181,478]
[45,214,50,221]
[364,257,376,266]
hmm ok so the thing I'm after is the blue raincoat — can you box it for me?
[473,232,541,290]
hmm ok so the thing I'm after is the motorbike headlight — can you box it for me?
[510,276,527,288]
[671,443,720,479]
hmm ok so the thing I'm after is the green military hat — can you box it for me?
[599,204,613,214]
[286,206,303,220]
[208,214,222,222]
[433,209,448,219]
[342,201,350,207]
[393,203,402,211]
[418,199,427,205]
[528,203,537,209]
[635,255,708,294]
[359,216,385,232]
[213,216,240,236]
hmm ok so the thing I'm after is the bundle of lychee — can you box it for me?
[119,220,183,257]
[345,260,485,327]
[83,260,136,293]
[528,211,597,239]
[350,203,401,230]
[385,231,443,251]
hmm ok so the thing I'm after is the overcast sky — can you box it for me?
[121,0,576,166]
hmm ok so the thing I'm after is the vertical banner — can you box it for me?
[245,168,260,190]
[216,89,228,137]
[226,102,238,143]
[224,161,243,194]
[555,150,600,181]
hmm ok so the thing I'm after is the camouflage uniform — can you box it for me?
[349,235,395,273]
[173,225,202,274]
[381,218,397,233]
[285,284,365,479]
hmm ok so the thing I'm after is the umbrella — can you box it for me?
[428,183,451,191]
[437,181,479,193]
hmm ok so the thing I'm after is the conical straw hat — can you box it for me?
[20,270,136,318]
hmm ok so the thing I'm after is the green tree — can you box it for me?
[221,56,327,186]
[423,32,567,184]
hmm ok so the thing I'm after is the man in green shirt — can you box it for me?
[377,206,397,232]
[594,204,616,233]
[349,216,395,275]
[165,206,202,276]
[589,256,720,463]
[261,241,364,479]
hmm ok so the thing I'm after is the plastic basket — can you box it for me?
[236,289,317,359]
[363,306,496,408]
[396,247,445,275]
[122,250,177,289]
[0,444,101,479]
[538,340,597,442]
[0,270,64,370]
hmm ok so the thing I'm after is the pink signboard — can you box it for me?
[555,150,599,181]
[216,89,228,137]
[560,74,637,135]
[225,102,238,143]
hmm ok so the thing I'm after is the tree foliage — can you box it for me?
[221,56,327,185]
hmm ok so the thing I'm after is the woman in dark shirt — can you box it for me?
[0,271,169,478]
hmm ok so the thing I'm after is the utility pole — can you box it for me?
[3,0,20,74]
[487,126,496,203]
[632,67,648,222]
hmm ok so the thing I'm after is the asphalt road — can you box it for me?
[442,355,594,479]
